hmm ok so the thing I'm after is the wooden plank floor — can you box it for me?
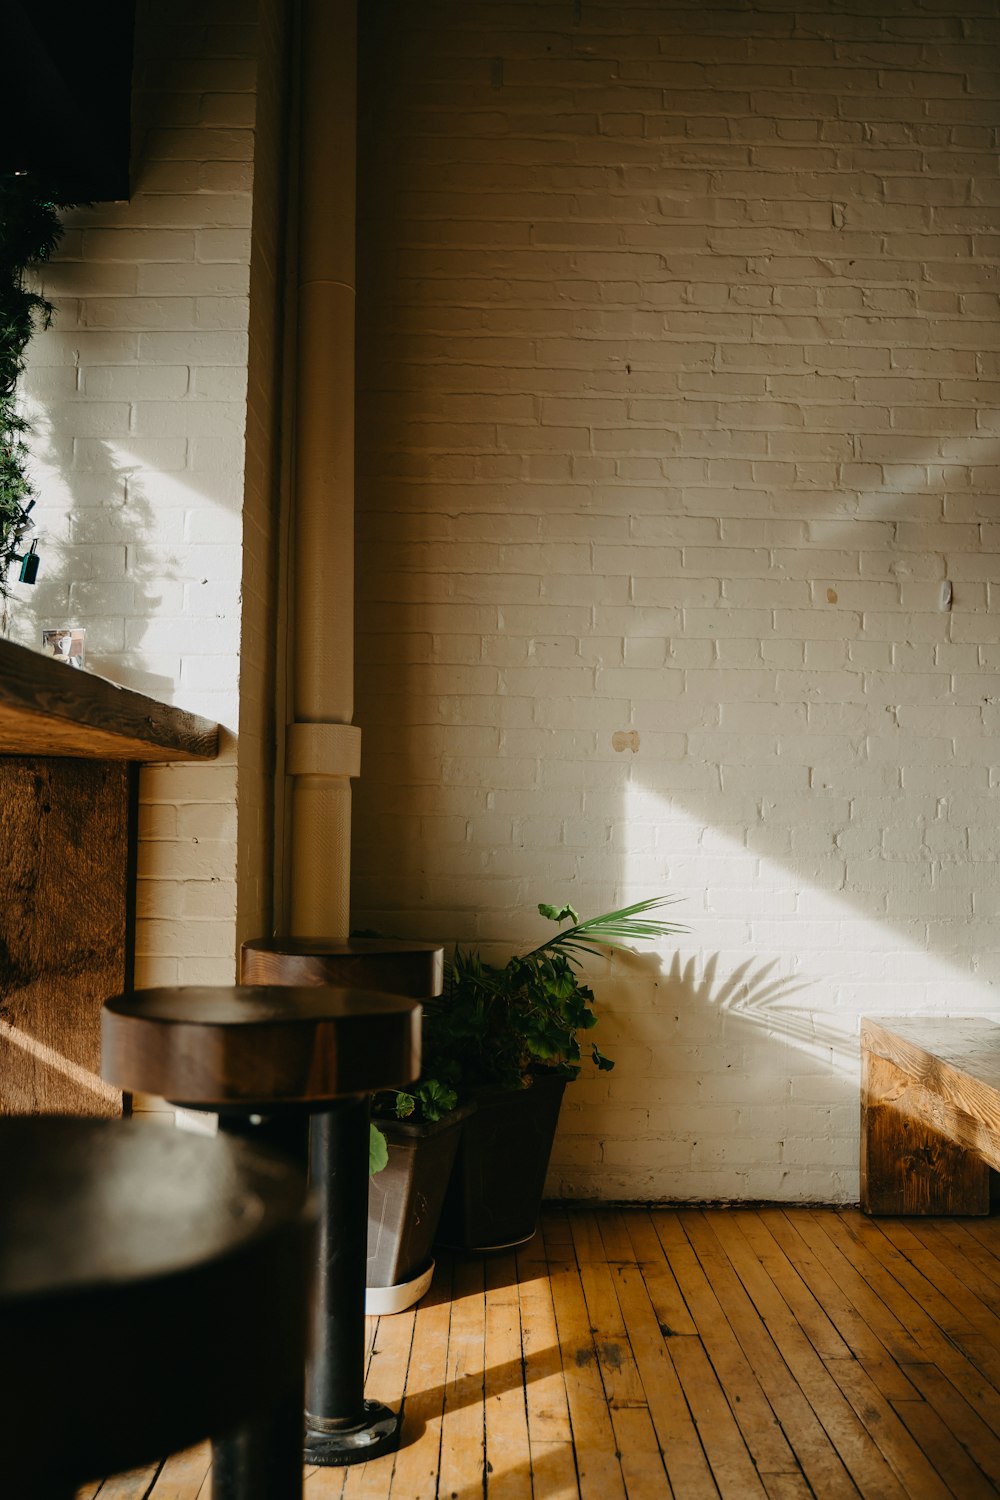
[77,1206,1000,1499]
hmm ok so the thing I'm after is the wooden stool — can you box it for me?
[0,1115,314,1500]
[240,935,444,999]
[102,984,420,1468]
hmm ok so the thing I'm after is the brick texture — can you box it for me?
[354,0,1000,1202]
[16,3,270,1023]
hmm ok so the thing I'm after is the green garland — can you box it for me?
[0,173,71,596]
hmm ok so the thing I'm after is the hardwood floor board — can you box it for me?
[612,1263,719,1500]
[437,1255,487,1500]
[569,1206,613,1266]
[735,1209,852,1361]
[597,1208,640,1265]
[77,1206,1000,1500]
[516,1236,575,1448]
[760,1210,920,1404]
[679,1213,861,1500]
[760,1477,813,1500]
[146,1444,209,1499]
[792,1212,939,1364]
[541,1205,576,1257]
[547,1257,628,1500]
[303,1464,347,1498]
[701,1214,908,1500]
[642,1209,700,1337]
[621,1208,673,1266]
[667,1333,768,1499]
[822,1359,951,1500]
[635,1260,699,1342]
[650,1211,797,1477]
[914,1220,1000,1308]
[94,1465,162,1499]
[382,1269,453,1500]
[878,1219,1000,1343]
[340,1308,418,1499]
[838,1211,984,1342]
[963,1217,1000,1265]
[890,1397,1000,1500]
[903,1362,1000,1490]
[525,1439,581,1499]
[809,1213,1000,1426]
[484,1252,532,1500]
[609,1406,673,1500]
[576,1233,648,1409]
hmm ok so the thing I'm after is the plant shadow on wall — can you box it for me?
[13,402,170,693]
[554,941,846,1202]
[0,171,176,682]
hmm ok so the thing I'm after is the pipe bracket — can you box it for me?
[287,722,362,779]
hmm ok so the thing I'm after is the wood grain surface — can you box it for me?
[241,937,445,999]
[0,757,134,1116]
[0,637,219,761]
[102,984,421,1106]
[860,1017,1000,1215]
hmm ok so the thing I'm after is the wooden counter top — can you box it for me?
[0,638,219,761]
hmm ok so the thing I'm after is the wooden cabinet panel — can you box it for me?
[0,758,135,1116]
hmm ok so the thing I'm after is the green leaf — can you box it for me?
[394,1091,416,1119]
[592,1046,615,1072]
[538,902,579,925]
[417,1078,459,1122]
[369,1122,389,1175]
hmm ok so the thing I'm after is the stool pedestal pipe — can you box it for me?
[102,984,421,1470]
[237,938,447,1461]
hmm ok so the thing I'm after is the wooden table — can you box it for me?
[0,638,219,1116]
[861,1015,1000,1215]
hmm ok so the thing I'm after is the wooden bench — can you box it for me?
[861,1016,1000,1215]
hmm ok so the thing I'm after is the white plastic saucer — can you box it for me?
[365,1258,435,1316]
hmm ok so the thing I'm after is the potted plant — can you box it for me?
[366,1077,472,1314]
[411,897,684,1255]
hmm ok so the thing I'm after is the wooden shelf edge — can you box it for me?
[0,639,219,761]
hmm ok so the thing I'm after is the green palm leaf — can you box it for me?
[522,895,686,966]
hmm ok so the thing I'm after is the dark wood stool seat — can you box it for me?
[0,1115,314,1500]
[101,984,421,1469]
[240,937,444,1001]
[102,984,421,1111]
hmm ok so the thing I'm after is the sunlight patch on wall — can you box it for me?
[548,781,997,1206]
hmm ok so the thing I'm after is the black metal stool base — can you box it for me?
[304,1401,401,1467]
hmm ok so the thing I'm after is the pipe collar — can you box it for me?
[286,722,361,779]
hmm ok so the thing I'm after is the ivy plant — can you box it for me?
[0,171,70,597]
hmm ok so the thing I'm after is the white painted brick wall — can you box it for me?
[14,3,267,1014]
[354,1,1000,1202]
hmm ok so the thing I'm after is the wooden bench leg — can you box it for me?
[861,1048,990,1216]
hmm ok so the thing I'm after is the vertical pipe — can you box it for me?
[286,0,360,941]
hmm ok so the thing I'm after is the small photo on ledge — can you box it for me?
[42,628,86,670]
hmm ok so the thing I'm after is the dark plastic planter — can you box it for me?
[435,1072,568,1251]
[367,1104,473,1290]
